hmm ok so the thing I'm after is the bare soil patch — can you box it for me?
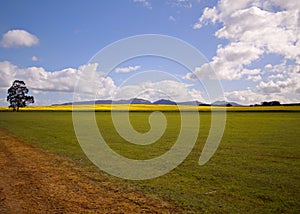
[0,129,177,213]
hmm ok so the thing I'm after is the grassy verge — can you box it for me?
[0,111,299,212]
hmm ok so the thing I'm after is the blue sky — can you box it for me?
[0,0,299,105]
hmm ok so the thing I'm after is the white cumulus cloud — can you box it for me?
[193,0,299,80]
[169,15,176,22]
[31,56,38,62]
[191,0,300,104]
[0,61,116,105]
[115,65,141,73]
[132,0,152,9]
[0,29,39,48]
[247,75,262,82]
[168,0,192,8]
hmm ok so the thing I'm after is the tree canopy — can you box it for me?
[7,80,34,111]
[261,101,281,106]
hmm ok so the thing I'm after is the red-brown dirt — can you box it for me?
[0,129,178,213]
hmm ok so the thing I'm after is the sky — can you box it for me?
[0,0,299,106]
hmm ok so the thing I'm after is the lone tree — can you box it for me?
[7,80,34,111]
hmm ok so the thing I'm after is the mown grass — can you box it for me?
[0,110,299,212]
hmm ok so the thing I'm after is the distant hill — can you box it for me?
[95,100,113,104]
[54,98,151,106]
[178,101,205,106]
[211,101,242,106]
[153,99,177,105]
[113,98,151,104]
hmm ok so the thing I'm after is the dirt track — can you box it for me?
[0,129,177,213]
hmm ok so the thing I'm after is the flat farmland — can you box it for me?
[0,110,299,212]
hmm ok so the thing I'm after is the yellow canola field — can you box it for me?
[1,104,299,112]
[0,104,209,111]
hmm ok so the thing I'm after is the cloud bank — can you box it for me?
[0,59,298,106]
[191,0,300,104]
[0,61,206,105]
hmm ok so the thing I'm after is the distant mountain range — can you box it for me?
[53,98,243,106]
[211,101,242,106]
[53,99,300,106]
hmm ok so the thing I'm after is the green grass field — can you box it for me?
[0,110,299,212]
